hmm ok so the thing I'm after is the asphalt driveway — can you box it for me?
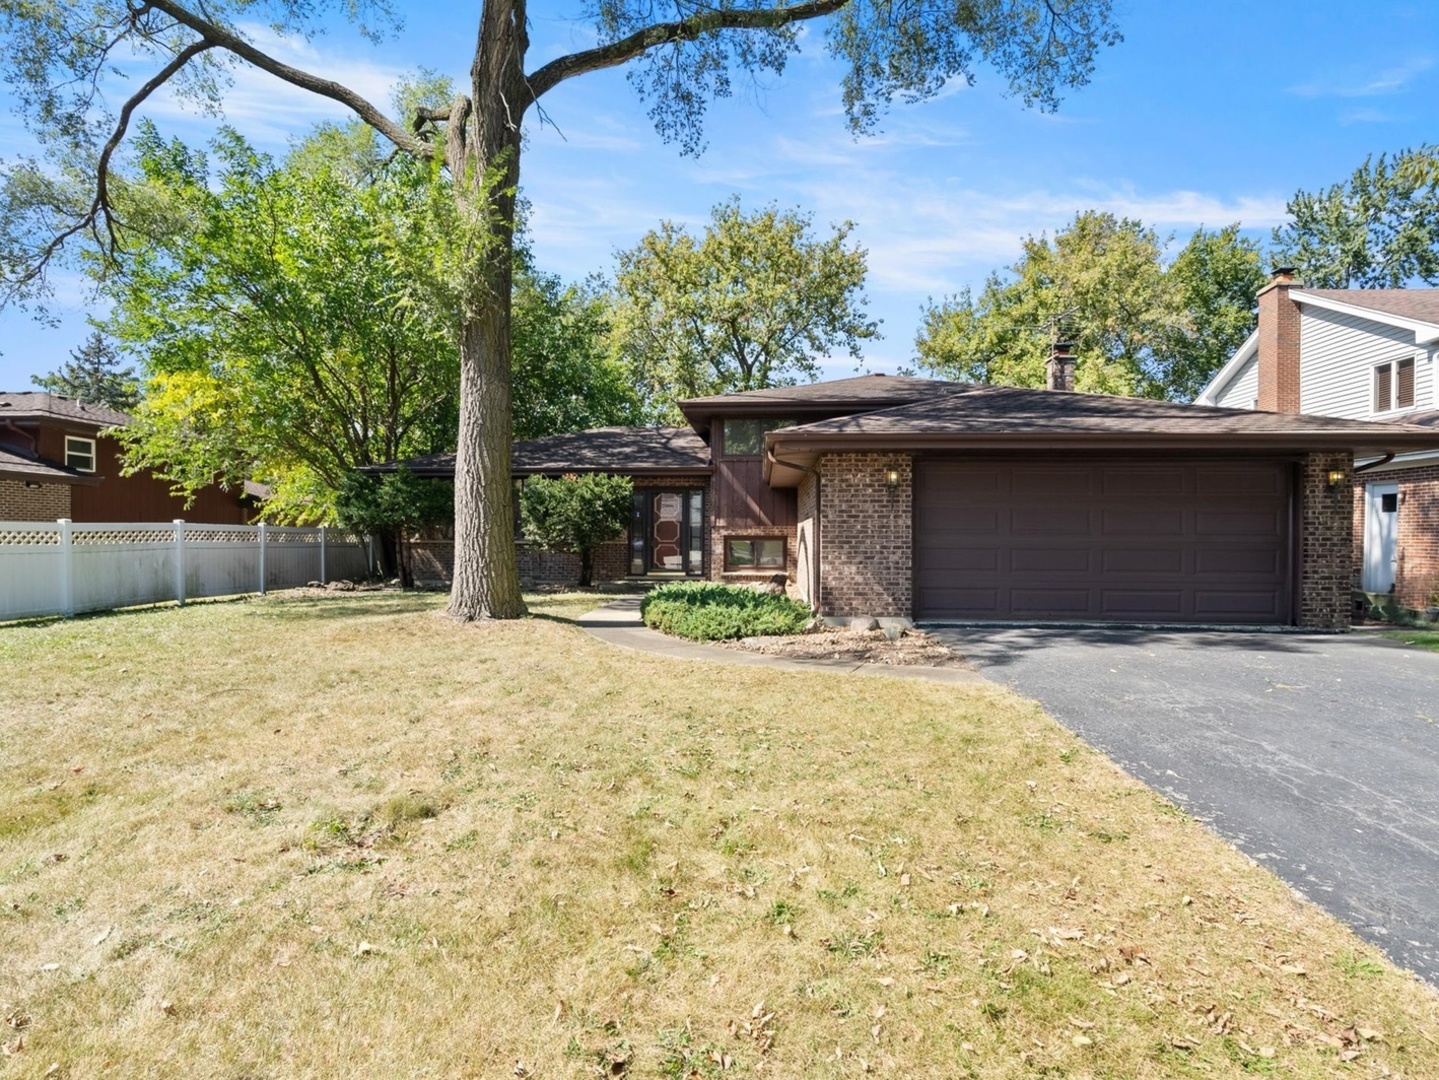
[931,626,1439,984]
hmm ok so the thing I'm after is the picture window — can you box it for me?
[725,536,785,570]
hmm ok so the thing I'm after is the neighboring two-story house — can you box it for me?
[1197,273,1439,613]
[376,361,1438,630]
[0,392,252,523]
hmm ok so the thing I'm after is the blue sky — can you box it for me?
[1,1,1437,388]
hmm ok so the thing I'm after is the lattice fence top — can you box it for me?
[0,527,59,546]
[266,529,322,544]
[73,528,176,546]
[184,528,257,544]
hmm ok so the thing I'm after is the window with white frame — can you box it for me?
[1373,356,1416,413]
[64,435,96,473]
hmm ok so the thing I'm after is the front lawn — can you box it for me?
[1,592,1435,1077]
[1386,629,1439,652]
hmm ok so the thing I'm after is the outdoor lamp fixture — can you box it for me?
[1327,469,1345,488]
[885,468,900,490]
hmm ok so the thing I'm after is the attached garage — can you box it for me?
[761,382,1439,629]
[913,458,1293,624]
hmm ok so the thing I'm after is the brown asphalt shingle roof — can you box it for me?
[679,374,959,413]
[368,426,712,478]
[768,384,1439,450]
[1301,289,1439,325]
[0,446,93,484]
[0,391,130,428]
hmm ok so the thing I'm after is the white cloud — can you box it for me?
[1288,57,1433,98]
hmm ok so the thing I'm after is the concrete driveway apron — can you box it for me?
[930,626,1439,984]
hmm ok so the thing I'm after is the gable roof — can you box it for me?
[0,392,130,429]
[366,426,712,479]
[1301,288,1439,326]
[763,383,1439,484]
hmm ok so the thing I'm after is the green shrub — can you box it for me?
[640,581,812,642]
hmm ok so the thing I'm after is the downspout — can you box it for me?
[1354,453,1395,475]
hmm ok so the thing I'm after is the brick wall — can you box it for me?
[1351,464,1439,611]
[1257,272,1301,413]
[1300,452,1354,629]
[0,479,71,521]
[817,452,912,618]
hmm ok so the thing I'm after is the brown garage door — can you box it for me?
[914,459,1293,624]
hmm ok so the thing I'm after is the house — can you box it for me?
[0,392,252,523]
[376,353,1439,629]
[1197,272,1439,614]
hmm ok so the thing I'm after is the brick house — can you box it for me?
[1198,274,1439,615]
[375,370,1438,628]
[0,392,251,523]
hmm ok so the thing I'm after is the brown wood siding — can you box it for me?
[914,457,1293,624]
[56,427,251,524]
[712,422,797,532]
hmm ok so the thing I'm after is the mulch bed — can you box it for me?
[724,626,971,668]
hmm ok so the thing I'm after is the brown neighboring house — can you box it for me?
[1198,274,1439,615]
[0,392,251,524]
[374,366,1439,629]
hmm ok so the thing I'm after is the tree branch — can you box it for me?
[524,0,848,103]
[146,0,433,157]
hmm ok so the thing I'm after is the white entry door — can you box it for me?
[1362,482,1400,592]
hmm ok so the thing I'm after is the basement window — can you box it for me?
[64,436,95,473]
[1374,357,1416,413]
[725,537,785,571]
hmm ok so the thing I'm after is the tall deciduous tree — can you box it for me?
[1272,146,1439,288]
[614,198,878,416]
[916,212,1265,401]
[101,124,460,524]
[0,0,1121,620]
[32,329,141,411]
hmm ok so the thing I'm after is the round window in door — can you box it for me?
[652,493,684,571]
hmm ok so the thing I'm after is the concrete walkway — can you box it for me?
[577,598,986,684]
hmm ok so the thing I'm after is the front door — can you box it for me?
[1363,482,1399,593]
[629,489,704,576]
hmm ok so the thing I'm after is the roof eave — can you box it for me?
[1195,328,1258,405]
[768,431,1439,454]
[1293,290,1439,344]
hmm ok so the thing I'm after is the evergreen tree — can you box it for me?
[32,330,141,412]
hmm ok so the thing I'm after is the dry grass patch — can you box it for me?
[0,590,1435,1078]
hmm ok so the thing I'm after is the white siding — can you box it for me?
[1298,307,1433,420]
[1212,352,1259,410]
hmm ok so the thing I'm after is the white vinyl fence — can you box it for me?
[0,519,373,621]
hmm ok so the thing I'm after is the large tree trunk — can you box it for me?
[444,0,529,621]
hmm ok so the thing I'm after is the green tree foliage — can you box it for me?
[334,468,454,587]
[1161,224,1269,401]
[0,0,1121,620]
[519,474,633,587]
[916,212,1265,401]
[614,198,878,416]
[32,329,141,412]
[101,124,460,523]
[1272,146,1439,288]
[100,123,633,522]
[511,258,644,440]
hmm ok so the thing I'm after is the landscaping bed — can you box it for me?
[727,625,968,667]
[640,580,812,641]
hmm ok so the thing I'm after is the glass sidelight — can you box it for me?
[630,489,704,576]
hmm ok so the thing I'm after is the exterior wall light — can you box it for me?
[885,468,900,490]
[1327,469,1345,488]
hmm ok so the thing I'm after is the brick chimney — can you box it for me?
[1256,267,1302,413]
[1047,341,1076,391]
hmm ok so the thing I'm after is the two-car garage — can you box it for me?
[913,459,1294,624]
